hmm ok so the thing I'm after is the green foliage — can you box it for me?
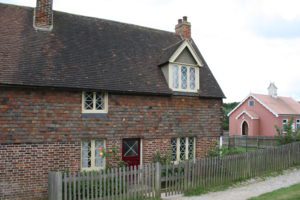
[152,151,172,165]
[105,146,127,169]
[223,102,239,131]
[208,146,247,157]
[275,118,300,145]
[248,183,300,200]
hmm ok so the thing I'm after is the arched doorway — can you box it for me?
[242,121,248,136]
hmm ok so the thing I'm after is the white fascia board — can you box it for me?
[228,94,279,117]
[169,40,204,67]
[235,110,259,120]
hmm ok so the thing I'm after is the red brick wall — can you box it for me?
[0,142,80,200]
[0,87,223,199]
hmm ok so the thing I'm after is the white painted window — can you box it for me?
[171,137,196,162]
[171,65,198,92]
[297,119,300,130]
[248,100,254,107]
[282,119,288,132]
[81,140,105,171]
[82,92,108,113]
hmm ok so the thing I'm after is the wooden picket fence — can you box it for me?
[49,142,300,200]
[222,135,278,149]
[162,142,300,196]
[49,163,159,200]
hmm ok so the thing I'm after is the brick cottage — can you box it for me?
[0,0,225,199]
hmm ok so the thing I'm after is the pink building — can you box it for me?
[228,83,300,136]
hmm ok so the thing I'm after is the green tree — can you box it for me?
[222,102,239,131]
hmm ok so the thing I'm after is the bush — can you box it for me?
[152,151,172,165]
[275,118,300,145]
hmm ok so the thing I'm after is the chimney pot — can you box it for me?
[34,0,53,31]
[175,16,191,40]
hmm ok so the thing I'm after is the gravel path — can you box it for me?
[162,168,300,200]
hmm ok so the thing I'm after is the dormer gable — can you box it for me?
[160,40,203,93]
[169,40,203,67]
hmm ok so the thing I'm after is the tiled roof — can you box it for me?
[0,3,225,98]
[252,93,300,115]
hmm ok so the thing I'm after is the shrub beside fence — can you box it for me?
[49,142,300,200]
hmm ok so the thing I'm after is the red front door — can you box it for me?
[122,138,140,166]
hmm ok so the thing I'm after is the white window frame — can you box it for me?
[248,100,255,107]
[82,92,108,113]
[170,64,199,93]
[282,119,288,132]
[171,137,196,163]
[296,119,300,130]
[81,140,106,171]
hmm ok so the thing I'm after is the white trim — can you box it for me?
[228,94,279,117]
[241,120,249,136]
[172,137,196,164]
[169,64,199,93]
[236,110,259,120]
[169,40,204,67]
[140,139,143,166]
[82,92,108,114]
[81,140,106,171]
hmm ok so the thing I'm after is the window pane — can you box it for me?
[179,138,186,160]
[189,67,195,90]
[171,138,177,161]
[123,140,139,157]
[181,66,187,89]
[84,92,93,110]
[82,141,91,168]
[95,92,105,110]
[95,140,105,167]
[188,137,194,159]
[173,65,179,89]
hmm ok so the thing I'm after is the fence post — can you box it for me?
[155,162,161,198]
[48,172,62,200]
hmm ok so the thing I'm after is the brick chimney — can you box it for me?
[175,16,191,39]
[33,0,53,31]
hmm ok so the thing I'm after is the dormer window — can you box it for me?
[160,40,202,93]
[172,65,198,92]
[82,92,108,113]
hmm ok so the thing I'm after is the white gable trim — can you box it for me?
[236,110,259,120]
[169,40,204,67]
[228,94,279,117]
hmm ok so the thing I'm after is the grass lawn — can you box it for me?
[248,183,300,200]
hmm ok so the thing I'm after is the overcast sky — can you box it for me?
[2,0,300,102]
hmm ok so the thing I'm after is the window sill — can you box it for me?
[172,91,200,97]
[81,113,108,119]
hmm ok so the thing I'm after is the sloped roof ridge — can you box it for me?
[0,3,177,36]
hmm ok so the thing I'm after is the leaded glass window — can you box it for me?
[173,65,179,89]
[181,66,187,89]
[82,141,91,168]
[171,65,197,92]
[95,93,105,110]
[171,138,177,161]
[188,137,194,159]
[82,140,105,170]
[82,92,107,113]
[179,138,186,160]
[171,137,196,162]
[95,140,105,167]
[84,92,93,110]
[189,67,195,90]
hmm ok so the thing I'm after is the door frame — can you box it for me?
[121,138,142,166]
